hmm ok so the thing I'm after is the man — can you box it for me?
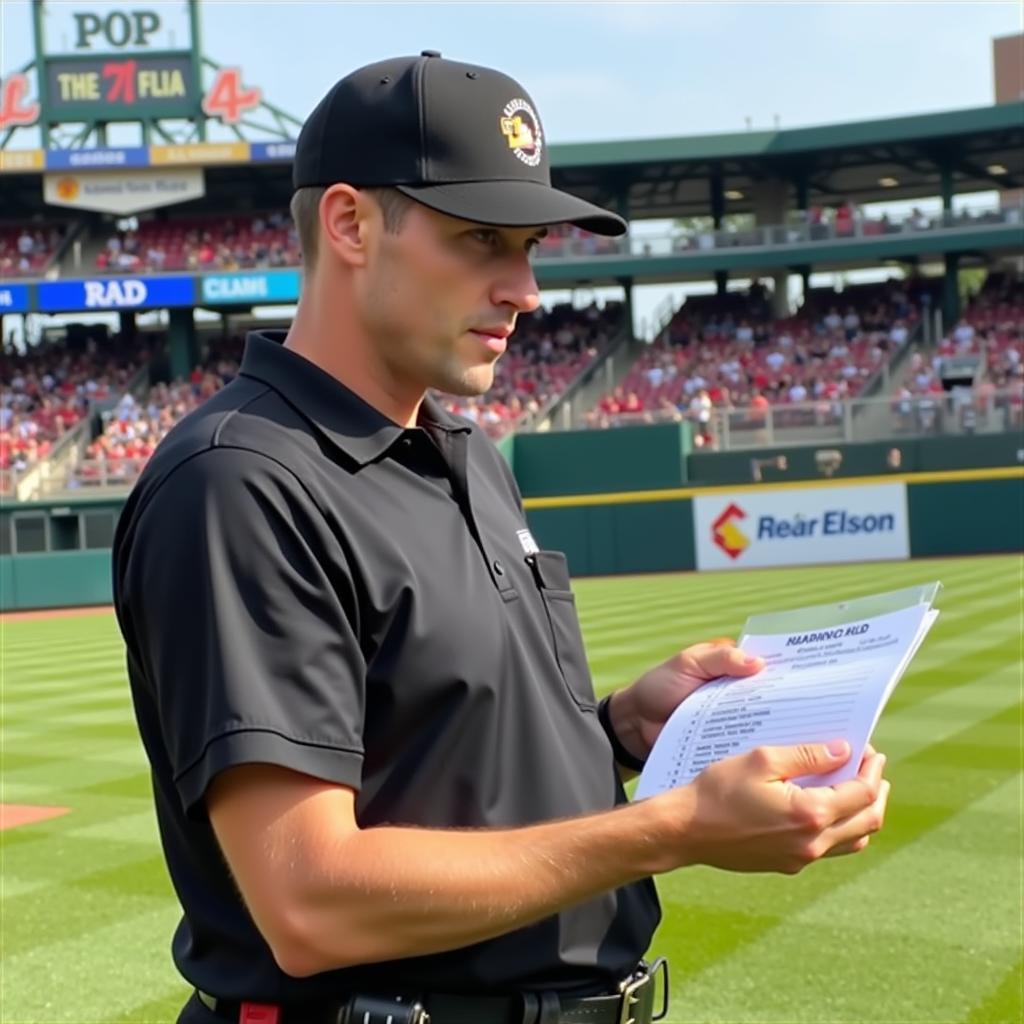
[113,53,889,1024]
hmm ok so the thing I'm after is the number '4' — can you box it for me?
[203,69,261,124]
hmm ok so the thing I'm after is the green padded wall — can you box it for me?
[514,422,691,497]
[3,551,113,610]
[525,500,694,577]
[908,479,1024,557]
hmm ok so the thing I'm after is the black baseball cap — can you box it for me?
[293,51,627,237]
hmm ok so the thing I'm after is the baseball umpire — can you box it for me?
[112,52,889,1024]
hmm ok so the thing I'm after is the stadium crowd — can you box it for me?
[587,279,926,442]
[913,273,1024,432]
[96,212,300,273]
[440,300,622,437]
[72,303,620,485]
[0,223,67,278]
[1,333,146,485]
[73,336,243,487]
[10,274,1018,490]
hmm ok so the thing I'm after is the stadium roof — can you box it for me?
[549,102,1024,219]
[2,101,1020,224]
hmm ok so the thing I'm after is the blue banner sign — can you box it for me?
[37,276,195,312]
[0,284,30,313]
[201,270,301,305]
[45,147,151,170]
[250,141,296,163]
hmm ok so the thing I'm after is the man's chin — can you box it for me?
[436,366,495,397]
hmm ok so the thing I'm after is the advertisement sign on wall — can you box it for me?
[250,141,296,163]
[44,166,204,214]
[201,270,301,305]
[693,483,910,571]
[0,285,30,313]
[0,149,45,173]
[37,276,195,312]
[45,147,151,170]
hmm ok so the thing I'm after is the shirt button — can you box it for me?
[492,560,505,576]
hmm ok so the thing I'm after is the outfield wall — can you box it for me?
[1,467,1020,610]
[523,469,1022,577]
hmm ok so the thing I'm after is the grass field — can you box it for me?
[1,554,1020,1023]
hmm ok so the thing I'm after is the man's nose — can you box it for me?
[492,253,541,314]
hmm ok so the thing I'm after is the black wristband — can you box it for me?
[597,694,647,772]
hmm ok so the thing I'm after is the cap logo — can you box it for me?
[500,98,542,168]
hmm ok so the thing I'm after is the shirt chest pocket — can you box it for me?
[525,550,597,711]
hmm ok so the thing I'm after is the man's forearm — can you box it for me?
[280,792,685,976]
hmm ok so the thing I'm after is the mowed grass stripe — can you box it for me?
[654,699,1020,924]
[109,991,195,1024]
[0,902,187,1024]
[3,824,163,900]
[0,554,1019,1024]
[652,702,1021,1019]
[581,562,1014,681]
[661,775,1022,1023]
[2,629,122,655]
[4,659,127,684]
[0,675,128,703]
[2,751,152,794]
[574,557,1007,619]
[3,657,124,681]
[2,848,173,958]
[3,693,138,718]
[576,569,945,631]
[965,957,1024,1024]
[875,663,1021,756]
[580,572,1011,651]
[3,636,124,657]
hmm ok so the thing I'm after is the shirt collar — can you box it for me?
[239,330,470,466]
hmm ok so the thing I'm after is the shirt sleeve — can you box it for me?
[117,446,366,818]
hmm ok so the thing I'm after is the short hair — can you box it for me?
[289,186,413,271]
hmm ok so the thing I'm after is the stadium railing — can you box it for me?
[533,200,1022,261]
[569,387,1021,449]
[3,418,92,501]
[517,319,637,434]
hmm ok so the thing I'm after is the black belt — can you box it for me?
[196,958,668,1024]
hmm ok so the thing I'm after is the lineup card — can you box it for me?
[635,601,939,799]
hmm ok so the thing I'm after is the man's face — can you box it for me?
[357,200,545,398]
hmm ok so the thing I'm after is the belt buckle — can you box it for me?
[617,967,651,1024]
[617,958,669,1024]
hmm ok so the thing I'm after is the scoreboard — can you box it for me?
[0,2,266,134]
[45,54,197,121]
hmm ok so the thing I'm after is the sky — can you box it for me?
[2,1,1020,143]
[1,1,1021,332]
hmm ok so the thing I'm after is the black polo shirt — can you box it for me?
[112,330,660,1003]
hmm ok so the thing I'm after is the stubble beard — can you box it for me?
[433,351,497,397]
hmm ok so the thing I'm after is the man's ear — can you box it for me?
[319,184,375,268]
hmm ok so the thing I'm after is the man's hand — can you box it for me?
[655,741,890,875]
[610,639,764,763]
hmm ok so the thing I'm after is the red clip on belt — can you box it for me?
[240,1004,280,1024]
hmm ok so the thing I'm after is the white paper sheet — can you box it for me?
[635,603,939,799]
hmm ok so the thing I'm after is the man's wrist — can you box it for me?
[598,689,648,771]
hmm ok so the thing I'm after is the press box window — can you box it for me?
[83,511,117,550]
[13,515,47,554]
[50,514,82,552]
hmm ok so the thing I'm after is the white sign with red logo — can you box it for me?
[693,483,910,571]
[44,166,204,214]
